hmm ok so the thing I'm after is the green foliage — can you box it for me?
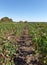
[0,22,47,65]
[0,21,25,65]
[28,22,47,65]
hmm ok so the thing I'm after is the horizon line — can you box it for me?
[0,17,47,22]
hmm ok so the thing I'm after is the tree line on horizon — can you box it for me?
[0,17,13,22]
[0,17,28,23]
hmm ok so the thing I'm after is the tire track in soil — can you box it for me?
[13,25,43,65]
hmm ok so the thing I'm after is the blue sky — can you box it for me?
[0,0,47,21]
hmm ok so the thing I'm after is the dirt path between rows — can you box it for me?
[13,25,42,65]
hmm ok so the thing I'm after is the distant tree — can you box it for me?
[24,21,28,23]
[0,17,13,22]
[19,21,23,22]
